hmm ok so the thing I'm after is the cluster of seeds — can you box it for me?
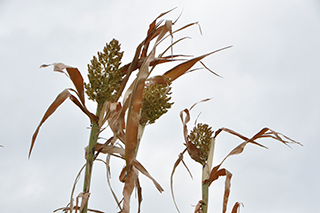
[188,123,214,161]
[140,78,174,125]
[84,39,124,105]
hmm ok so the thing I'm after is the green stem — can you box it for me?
[201,138,215,213]
[202,179,210,213]
[81,106,101,213]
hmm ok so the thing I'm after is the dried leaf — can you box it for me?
[222,169,232,213]
[143,7,176,50]
[179,103,212,165]
[231,202,244,213]
[206,127,301,186]
[199,61,222,78]
[194,200,205,213]
[78,192,90,211]
[214,128,268,149]
[66,67,85,105]
[95,159,122,211]
[29,89,71,158]
[125,24,163,171]
[186,140,205,165]
[105,101,126,143]
[122,167,138,213]
[258,128,303,147]
[40,62,70,74]
[170,152,183,213]
[163,46,232,81]
[94,144,164,192]
[69,94,98,123]
[170,148,191,213]
[136,178,142,213]
[132,159,164,193]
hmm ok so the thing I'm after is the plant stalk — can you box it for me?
[81,106,101,213]
[201,138,215,213]
[202,179,210,213]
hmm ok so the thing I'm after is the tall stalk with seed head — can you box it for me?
[82,39,124,213]
[188,123,215,213]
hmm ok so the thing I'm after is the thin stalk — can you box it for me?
[81,106,101,213]
[202,179,210,213]
[201,138,215,213]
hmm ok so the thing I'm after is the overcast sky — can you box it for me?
[1,0,319,212]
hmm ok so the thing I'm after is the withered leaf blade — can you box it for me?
[206,127,301,185]
[143,7,177,51]
[186,140,205,165]
[69,94,98,123]
[122,167,138,213]
[132,160,164,192]
[194,200,205,213]
[214,127,268,149]
[259,128,303,147]
[78,192,90,212]
[136,178,142,213]
[94,144,164,192]
[125,34,159,171]
[66,67,85,105]
[163,46,232,81]
[221,169,232,213]
[231,202,244,213]
[170,148,191,213]
[170,152,184,213]
[40,62,70,75]
[29,89,71,158]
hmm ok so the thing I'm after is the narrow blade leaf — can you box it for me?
[163,46,232,81]
[29,89,71,158]
[66,67,85,105]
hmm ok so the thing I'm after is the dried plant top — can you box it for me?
[84,39,124,105]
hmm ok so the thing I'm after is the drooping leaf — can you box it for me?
[258,128,303,147]
[93,143,163,192]
[170,152,184,213]
[39,63,97,122]
[221,169,232,213]
[132,159,164,192]
[136,178,142,213]
[231,202,244,213]
[214,127,268,149]
[205,127,301,186]
[122,166,138,213]
[69,94,98,123]
[105,102,126,143]
[29,89,71,158]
